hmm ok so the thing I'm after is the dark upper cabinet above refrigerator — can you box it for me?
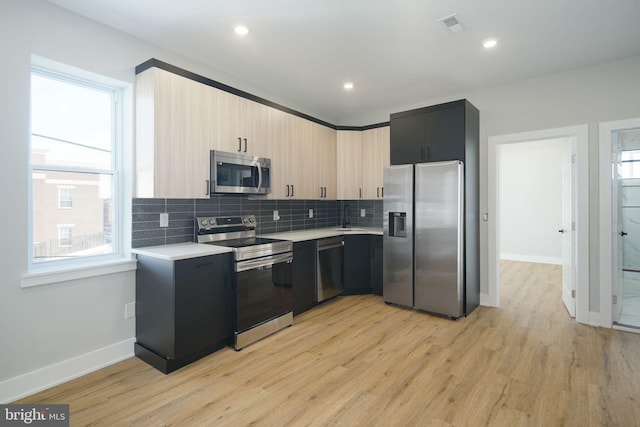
[390,99,478,165]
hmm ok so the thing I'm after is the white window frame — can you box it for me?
[23,59,136,287]
[57,224,75,248]
[57,186,75,209]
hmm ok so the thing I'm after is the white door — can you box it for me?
[561,145,575,317]
[612,137,623,322]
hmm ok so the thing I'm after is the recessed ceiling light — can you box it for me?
[483,38,498,49]
[343,82,354,90]
[234,25,249,36]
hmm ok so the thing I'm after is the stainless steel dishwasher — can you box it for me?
[317,236,344,302]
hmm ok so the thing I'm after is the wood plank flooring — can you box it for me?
[15,261,640,426]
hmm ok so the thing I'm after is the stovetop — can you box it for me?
[195,215,292,261]
[208,236,288,249]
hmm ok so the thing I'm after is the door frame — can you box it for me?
[599,117,640,328]
[487,125,589,325]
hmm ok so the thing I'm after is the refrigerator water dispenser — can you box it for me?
[389,212,407,237]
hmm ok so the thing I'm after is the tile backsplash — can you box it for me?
[132,196,383,248]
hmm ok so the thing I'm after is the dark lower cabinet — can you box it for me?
[343,235,372,295]
[370,235,383,295]
[135,253,231,373]
[293,240,317,315]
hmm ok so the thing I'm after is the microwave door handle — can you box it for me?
[256,161,263,193]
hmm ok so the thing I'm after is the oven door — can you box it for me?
[210,150,271,195]
[234,252,293,332]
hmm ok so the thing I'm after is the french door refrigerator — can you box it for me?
[383,160,469,318]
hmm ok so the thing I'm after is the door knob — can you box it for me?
[621,231,628,237]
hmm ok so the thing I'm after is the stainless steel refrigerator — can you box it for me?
[383,160,471,318]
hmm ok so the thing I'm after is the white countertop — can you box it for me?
[131,242,233,261]
[131,228,382,261]
[261,227,382,242]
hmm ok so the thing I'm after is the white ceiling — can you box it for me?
[46,0,640,126]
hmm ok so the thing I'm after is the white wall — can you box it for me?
[499,139,568,264]
[2,0,640,402]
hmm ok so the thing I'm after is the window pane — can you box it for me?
[621,150,640,179]
[32,170,113,262]
[31,73,113,169]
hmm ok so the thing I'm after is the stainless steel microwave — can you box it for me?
[210,150,271,195]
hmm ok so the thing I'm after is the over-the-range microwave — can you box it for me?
[210,150,271,195]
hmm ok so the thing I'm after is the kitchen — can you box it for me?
[2,0,640,424]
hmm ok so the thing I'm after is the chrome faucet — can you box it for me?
[343,204,351,228]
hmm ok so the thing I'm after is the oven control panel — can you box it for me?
[196,215,256,232]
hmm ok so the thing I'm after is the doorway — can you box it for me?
[599,119,640,330]
[487,125,589,325]
[498,138,573,315]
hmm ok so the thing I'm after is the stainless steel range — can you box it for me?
[196,215,293,350]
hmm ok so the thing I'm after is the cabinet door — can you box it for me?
[370,235,383,295]
[265,108,290,199]
[312,123,337,200]
[390,114,424,165]
[362,127,390,199]
[343,235,371,294]
[422,104,465,162]
[337,131,363,199]
[293,240,317,315]
[212,88,243,153]
[136,68,212,198]
[174,255,229,359]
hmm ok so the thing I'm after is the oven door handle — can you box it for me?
[236,252,293,272]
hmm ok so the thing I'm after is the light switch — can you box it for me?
[360,209,366,217]
[309,209,314,218]
[273,210,280,221]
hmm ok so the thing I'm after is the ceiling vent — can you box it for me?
[438,13,465,33]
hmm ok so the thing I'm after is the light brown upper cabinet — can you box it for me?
[362,126,390,199]
[268,115,336,200]
[136,68,212,198]
[212,91,271,157]
[336,130,364,199]
[337,127,390,200]
[312,123,337,200]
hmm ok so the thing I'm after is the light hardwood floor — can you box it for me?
[16,261,640,426]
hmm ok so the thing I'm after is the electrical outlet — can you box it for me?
[360,209,366,217]
[124,302,135,319]
[309,209,314,218]
[273,210,280,221]
[159,213,169,227]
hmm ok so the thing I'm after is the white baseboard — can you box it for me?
[588,311,602,327]
[480,293,498,307]
[500,253,562,265]
[0,338,135,404]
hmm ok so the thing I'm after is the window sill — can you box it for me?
[21,257,137,288]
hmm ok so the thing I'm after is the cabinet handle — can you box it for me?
[359,188,362,199]
[420,147,426,161]
[381,187,384,198]
[238,137,242,152]
[195,262,215,269]
[286,184,290,197]
[206,179,210,195]
[377,187,379,198]
[244,138,248,152]
[324,187,326,198]
[291,184,295,197]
